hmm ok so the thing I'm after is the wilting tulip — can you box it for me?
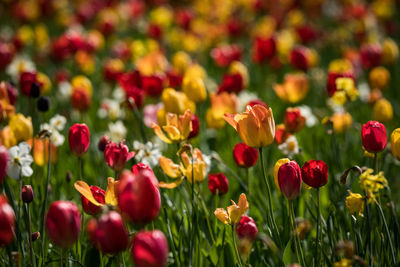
[278,161,302,200]
[152,110,193,144]
[45,201,81,248]
[233,143,258,168]
[224,104,275,148]
[390,128,400,161]
[208,173,229,195]
[0,195,15,247]
[117,170,160,224]
[215,193,249,224]
[68,123,90,156]
[0,146,8,184]
[301,160,328,188]
[81,186,105,215]
[104,140,135,171]
[131,230,169,267]
[373,98,393,123]
[236,215,258,241]
[87,211,129,254]
[361,121,387,153]
[284,107,305,133]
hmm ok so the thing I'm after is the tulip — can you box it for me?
[117,170,160,224]
[98,135,111,152]
[132,162,153,175]
[326,72,355,97]
[104,140,135,171]
[284,107,305,133]
[45,201,81,248]
[373,98,393,123]
[161,88,195,115]
[206,92,238,129]
[142,75,163,97]
[381,38,398,64]
[71,88,91,111]
[369,66,390,90]
[131,230,169,267]
[152,110,193,144]
[275,124,291,145]
[68,123,90,156]
[278,161,302,200]
[215,193,248,225]
[208,173,229,195]
[236,215,258,241]
[22,185,34,203]
[188,114,200,139]
[360,43,382,69]
[211,44,242,67]
[81,186,105,215]
[0,195,15,247]
[19,71,37,96]
[390,128,400,161]
[301,160,328,188]
[182,76,207,103]
[361,121,387,153]
[217,73,244,94]
[0,146,8,184]
[233,143,258,168]
[331,112,352,134]
[273,158,291,190]
[252,36,276,63]
[273,73,309,103]
[9,113,33,142]
[224,104,275,148]
[87,211,129,254]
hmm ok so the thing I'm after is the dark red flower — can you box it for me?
[284,107,306,133]
[71,88,91,111]
[81,186,105,215]
[289,46,309,71]
[147,24,163,40]
[0,196,15,247]
[278,161,302,200]
[98,135,111,152]
[68,123,90,157]
[208,173,229,195]
[166,70,183,88]
[0,146,9,184]
[104,140,135,171]
[131,230,169,267]
[360,44,382,69]
[19,71,37,96]
[0,43,15,70]
[218,73,244,94]
[301,160,328,188]
[236,215,258,241]
[118,71,144,108]
[246,99,268,108]
[142,75,164,97]
[233,143,259,168]
[22,185,34,203]
[188,114,200,139]
[361,121,387,153]
[252,36,276,63]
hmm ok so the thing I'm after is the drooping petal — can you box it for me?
[151,123,172,144]
[223,113,238,130]
[214,208,230,224]
[105,177,118,206]
[74,181,103,206]
[179,110,193,139]
[159,156,183,178]
[159,176,184,189]
[162,125,181,142]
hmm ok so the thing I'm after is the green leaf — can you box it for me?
[283,238,294,266]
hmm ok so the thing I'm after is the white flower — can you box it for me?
[112,87,126,102]
[50,131,65,147]
[107,120,127,142]
[237,91,258,111]
[49,115,67,131]
[278,135,299,159]
[358,82,370,103]
[40,123,51,132]
[298,105,318,127]
[7,142,33,180]
[6,55,36,82]
[98,99,123,120]
[58,81,72,100]
[133,141,162,168]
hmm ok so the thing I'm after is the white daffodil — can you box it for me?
[49,114,67,131]
[133,141,162,168]
[107,120,127,142]
[278,135,300,159]
[7,142,33,180]
[6,55,36,82]
[298,105,318,127]
[39,115,67,147]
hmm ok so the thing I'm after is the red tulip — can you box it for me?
[188,114,200,139]
[233,143,258,168]
[208,173,229,195]
[19,71,37,96]
[45,201,81,248]
[289,46,309,71]
[236,215,258,241]
[360,43,382,69]
[118,71,144,109]
[0,43,14,70]
[131,230,169,267]
[86,211,129,254]
[104,140,135,171]
[0,146,9,184]
[69,123,90,156]
[217,73,244,94]
[275,124,290,145]
[147,24,163,40]
[142,75,164,97]
[117,170,160,224]
[71,88,91,111]
[132,163,153,175]
[278,161,302,200]
[284,107,305,133]
[247,99,268,108]
[252,36,276,63]
[211,44,242,67]
[22,185,34,203]
[301,160,328,188]
[361,121,387,153]
[81,186,105,215]
[0,195,15,247]
[98,135,111,152]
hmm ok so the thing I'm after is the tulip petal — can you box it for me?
[162,125,181,142]
[105,177,118,206]
[152,123,172,144]
[223,113,238,130]
[214,208,230,224]
[180,110,193,139]
[74,181,103,206]
[159,156,183,178]
[159,177,184,189]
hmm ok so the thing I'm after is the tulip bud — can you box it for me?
[37,96,50,112]
[31,231,40,242]
[45,201,81,248]
[68,123,90,156]
[235,215,258,241]
[98,135,111,152]
[131,230,169,267]
[117,170,160,224]
[81,186,105,215]
[361,121,387,153]
[278,161,302,200]
[391,128,400,161]
[284,107,305,133]
[104,140,135,171]
[188,114,200,139]
[233,143,258,168]
[208,173,229,195]
[0,195,16,247]
[86,211,129,254]
[21,185,34,203]
[0,146,9,184]
[301,160,328,188]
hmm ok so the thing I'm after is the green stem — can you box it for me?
[60,248,63,267]
[315,187,321,267]
[100,252,104,267]
[245,168,250,195]
[217,227,226,266]
[231,225,243,267]
[373,153,378,173]
[162,203,179,266]
[375,200,396,264]
[289,200,306,266]
[288,200,301,264]
[40,138,51,263]
[78,157,83,180]
[363,190,372,264]
[132,103,147,143]
[190,155,195,267]
[26,203,36,267]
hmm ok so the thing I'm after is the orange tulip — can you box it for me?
[214,193,249,224]
[224,104,275,148]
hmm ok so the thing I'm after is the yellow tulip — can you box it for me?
[224,104,275,148]
[172,51,191,74]
[214,193,249,225]
[369,66,390,90]
[331,112,352,134]
[71,75,93,97]
[373,98,393,122]
[9,113,33,142]
[206,92,238,129]
[26,138,57,166]
[382,38,399,64]
[37,72,52,94]
[0,126,17,148]
[182,75,207,103]
[161,88,196,114]
[273,73,309,103]
[273,158,291,190]
[391,128,400,161]
[152,110,192,144]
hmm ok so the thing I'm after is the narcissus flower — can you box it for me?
[0,195,15,247]
[345,190,364,216]
[236,215,258,241]
[233,143,258,168]
[391,128,400,161]
[273,73,309,103]
[6,142,33,180]
[224,104,275,148]
[278,161,302,200]
[301,160,328,188]
[104,140,135,171]
[359,168,387,203]
[131,230,169,267]
[68,123,90,156]
[152,110,192,144]
[214,193,249,224]
[208,173,229,195]
[361,121,387,153]
[45,201,81,248]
